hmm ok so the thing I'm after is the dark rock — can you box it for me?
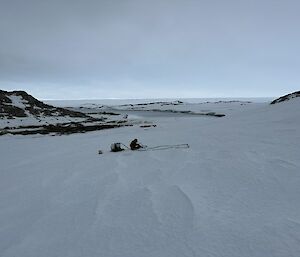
[0,90,89,119]
[270,91,300,104]
[140,124,157,128]
[4,123,133,136]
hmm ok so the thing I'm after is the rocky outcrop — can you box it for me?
[270,91,300,104]
[0,122,133,136]
[0,90,88,118]
[0,90,137,136]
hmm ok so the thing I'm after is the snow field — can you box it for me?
[0,99,300,257]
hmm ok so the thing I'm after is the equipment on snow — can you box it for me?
[110,143,124,152]
[101,142,189,154]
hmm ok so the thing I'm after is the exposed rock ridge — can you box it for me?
[270,91,300,104]
[0,90,88,118]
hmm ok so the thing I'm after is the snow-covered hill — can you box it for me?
[68,100,257,118]
[0,90,89,119]
[270,90,300,104]
[0,90,89,128]
[0,91,138,135]
[0,96,300,257]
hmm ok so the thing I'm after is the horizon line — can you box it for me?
[43,96,276,101]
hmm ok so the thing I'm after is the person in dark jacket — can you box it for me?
[130,139,142,150]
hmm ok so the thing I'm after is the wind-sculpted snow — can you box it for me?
[0,98,300,257]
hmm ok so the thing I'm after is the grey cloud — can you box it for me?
[0,0,300,98]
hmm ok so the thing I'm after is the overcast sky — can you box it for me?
[0,0,299,99]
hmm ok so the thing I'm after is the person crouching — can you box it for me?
[130,139,142,150]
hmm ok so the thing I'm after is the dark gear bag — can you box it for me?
[110,143,124,152]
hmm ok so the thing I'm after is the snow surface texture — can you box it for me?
[1,98,300,257]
